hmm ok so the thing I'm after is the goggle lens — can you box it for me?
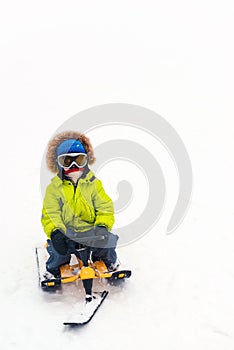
[58,153,88,168]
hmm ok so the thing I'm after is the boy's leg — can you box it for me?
[91,232,118,269]
[46,239,71,277]
[92,247,117,268]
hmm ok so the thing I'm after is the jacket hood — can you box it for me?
[46,130,96,173]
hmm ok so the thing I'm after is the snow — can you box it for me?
[1,0,234,349]
[2,208,234,349]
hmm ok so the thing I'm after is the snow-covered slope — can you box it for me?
[1,201,234,350]
[1,1,234,349]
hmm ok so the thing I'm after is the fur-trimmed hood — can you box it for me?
[46,130,96,173]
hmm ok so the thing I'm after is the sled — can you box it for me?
[35,244,131,291]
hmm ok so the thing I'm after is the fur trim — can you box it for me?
[46,130,96,173]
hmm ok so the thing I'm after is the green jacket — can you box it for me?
[41,170,115,238]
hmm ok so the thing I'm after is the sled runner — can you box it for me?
[36,243,131,325]
[63,290,109,326]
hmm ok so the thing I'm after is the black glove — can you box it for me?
[51,230,68,255]
[95,226,109,238]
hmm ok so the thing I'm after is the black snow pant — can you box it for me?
[46,229,118,277]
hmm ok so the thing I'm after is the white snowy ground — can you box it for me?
[1,176,234,350]
[1,1,234,349]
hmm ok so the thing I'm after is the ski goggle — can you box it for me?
[57,153,88,169]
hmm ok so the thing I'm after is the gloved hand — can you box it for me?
[51,229,68,255]
[95,225,109,238]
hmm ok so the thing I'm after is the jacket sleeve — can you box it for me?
[92,179,115,231]
[41,184,66,238]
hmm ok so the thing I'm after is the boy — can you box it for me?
[41,131,119,288]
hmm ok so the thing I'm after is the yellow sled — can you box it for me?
[36,245,131,290]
